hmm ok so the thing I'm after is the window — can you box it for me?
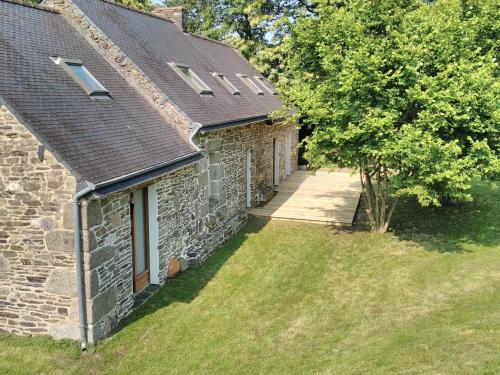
[254,76,278,95]
[212,72,240,95]
[130,188,150,292]
[52,57,110,98]
[236,74,264,95]
[168,62,213,95]
[208,151,223,208]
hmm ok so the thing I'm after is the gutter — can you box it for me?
[199,115,283,133]
[71,133,202,350]
[88,151,201,194]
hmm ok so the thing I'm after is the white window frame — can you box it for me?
[212,72,240,95]
[254,76,278,95]
[52,57,110,98]
[236,74,264,95]
[168,62,213,95]
[148,184,160,285]
[246,149,252,208]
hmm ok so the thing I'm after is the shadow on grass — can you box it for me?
[390,180,499,253]
[109,217,270,336]
[108,181,499,338]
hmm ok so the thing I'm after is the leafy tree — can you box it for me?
[118,0,155,10]
[162,0,316,72]
[280,0,499,233]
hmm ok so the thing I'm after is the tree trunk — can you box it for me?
[359,165,397,233]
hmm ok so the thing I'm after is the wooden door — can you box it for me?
[130,188,150,293]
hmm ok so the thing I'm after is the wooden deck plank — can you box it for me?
[250,169,361,225]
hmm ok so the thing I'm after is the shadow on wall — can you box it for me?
[109,217,271,336]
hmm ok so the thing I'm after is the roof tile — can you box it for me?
[72,0,284,127]
[0,0,197,185]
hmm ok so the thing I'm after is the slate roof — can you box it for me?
[71,0,284,128]
[0,0,198,186]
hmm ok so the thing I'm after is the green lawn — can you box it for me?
[1,181,499,375]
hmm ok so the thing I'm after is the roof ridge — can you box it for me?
[188,32,237,49]
[0,0,61,13]
[88,0,237,50]
[98,0,175,24]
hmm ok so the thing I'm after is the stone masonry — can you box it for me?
[0,103,297,341]
[1,0,299,342]
[0,104,80,339]
[79,120,298,341]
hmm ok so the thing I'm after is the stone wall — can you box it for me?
[199,121,299,209]
[0,98,298,342]
[0,105,80,339]
[4,0,299,344]
[81,121,298,341]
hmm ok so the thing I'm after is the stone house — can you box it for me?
[0,0,298,347]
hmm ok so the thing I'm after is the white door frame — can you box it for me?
[285,133,292,176]
[246,149,252,208]
[274,138,280,186]
[147,184,160,285]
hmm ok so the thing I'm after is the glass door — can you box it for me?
[130,188,150,292]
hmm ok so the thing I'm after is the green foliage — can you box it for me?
[117,0,155,11]
[1,181,500,373]
[162,0,316,72]
[280,0,499,231]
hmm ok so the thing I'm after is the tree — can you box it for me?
[280,0,499,233]
[114,0,155,10]
[162,0,316,73]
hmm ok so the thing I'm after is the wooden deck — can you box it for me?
[250,169,362,226]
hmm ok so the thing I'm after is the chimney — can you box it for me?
[153,6,187,31]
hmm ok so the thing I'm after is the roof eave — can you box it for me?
[86,151,203,198]
[199,114,285,133]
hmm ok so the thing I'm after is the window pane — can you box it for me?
[133,189,147,275]
[179,66,190,77]
[170,63,212,94]
[237,74,264,95]
[255,76,277,95]
[213,73,240,95]
[67,63,107,92]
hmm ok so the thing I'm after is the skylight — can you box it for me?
[53,57,110,98]
[254,76,278,95]
[212,72,240,95]
[236,74,264,95]
[169,63,213,95]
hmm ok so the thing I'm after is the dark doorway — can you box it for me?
[298,121,314,167]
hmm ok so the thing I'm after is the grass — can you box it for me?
[0,180,499,374]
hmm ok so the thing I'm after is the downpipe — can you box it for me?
[71,123,201,351]
[72,182,96,351]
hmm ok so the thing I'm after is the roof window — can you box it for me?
[236,74,264,95]
[255,76,278,95]
[212,72,240,95]
[169,63,213,95]
[53,57,110,98]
